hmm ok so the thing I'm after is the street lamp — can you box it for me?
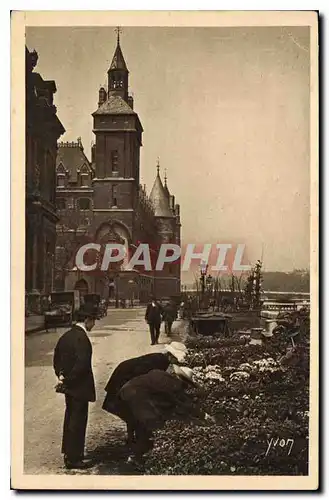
[199,260,208,308]
[128,279,135,307]
[206,274,213,294]
[115,272,119,308]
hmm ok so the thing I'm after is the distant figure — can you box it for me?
[145,296,163,345]
[41,295,49,312]
[162,300,177,335]
[179,301,185,320]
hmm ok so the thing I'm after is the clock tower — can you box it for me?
[91,29,143,237]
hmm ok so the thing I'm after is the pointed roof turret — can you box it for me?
[107,27,129,102]
[150,160,173,218]
[109,28,128,71]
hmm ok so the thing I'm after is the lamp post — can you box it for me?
[115,272,119,308]
[128,279,135,307]
[199,260,208,309]
[51,252,54,292]
[206,274,213,295]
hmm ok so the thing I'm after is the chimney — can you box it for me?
[128,95,134,110]
[98,87,107,107]
[77,137,83,150]
[91,144,96,164]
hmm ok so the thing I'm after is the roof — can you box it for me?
[56,141,91,183]
[109,42,128,71]
[93,95,135,116]
[163,181,170,198]
[149,173,173,218]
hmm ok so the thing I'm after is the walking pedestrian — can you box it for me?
[53,304,97,470]
[162,299,177,335]
[102,342,188,444]
[145,296,163,345]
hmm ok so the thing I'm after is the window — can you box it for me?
[57,175,65,187]
[57,162,66,174]
[81,174,89,187]
[111,184,118,208]
[56,198,66,210]
[111,150,119,174]
[67,198,74,209]
[78,198,91,210]
[112,75,124,89]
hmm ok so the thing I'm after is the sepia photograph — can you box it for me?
[11,10,318,490]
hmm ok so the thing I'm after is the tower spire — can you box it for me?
[150,161,173,217]
[115,26,122,45]
[107,27,129,102]
[163,167,170,198]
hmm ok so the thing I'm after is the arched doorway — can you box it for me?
[95,222,130,304]
[74,278,89,298]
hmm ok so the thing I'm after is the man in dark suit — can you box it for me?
[53,305,97,470]
[145,296,163,345]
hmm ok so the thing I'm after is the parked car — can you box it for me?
[45,291,80,330]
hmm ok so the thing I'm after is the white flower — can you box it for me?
[230,371,250,380]
[205,371,225,381]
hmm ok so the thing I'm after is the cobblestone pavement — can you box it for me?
[24,308,185,475]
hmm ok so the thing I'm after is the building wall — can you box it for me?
[25,47,65,311]
[55,174,182,301]
[92,180,135,211]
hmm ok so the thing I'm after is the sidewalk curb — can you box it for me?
[25,308,146,335]
[25,326,47,335]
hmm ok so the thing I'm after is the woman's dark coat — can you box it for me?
[117,369,206,432]
[102,353,170,417]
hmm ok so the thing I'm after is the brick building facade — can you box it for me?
[54,36,181,303]
[25,47,65,313]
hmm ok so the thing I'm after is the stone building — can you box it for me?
[54,35,181,303]
[25,47,65,313]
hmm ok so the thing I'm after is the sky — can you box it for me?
[26,26,310,278]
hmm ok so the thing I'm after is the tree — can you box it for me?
[253,260,263,309]
[243,261,263,310]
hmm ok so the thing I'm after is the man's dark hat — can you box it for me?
[76,303,98,321]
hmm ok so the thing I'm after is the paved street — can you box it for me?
[24,308,185,475]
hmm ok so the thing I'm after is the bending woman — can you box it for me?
[102,343,187,444]
[117,365,214,463]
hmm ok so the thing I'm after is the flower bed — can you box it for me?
[141,328,310,475]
